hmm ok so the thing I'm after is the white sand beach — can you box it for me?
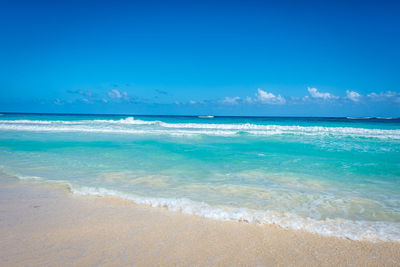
[1,178,399,266]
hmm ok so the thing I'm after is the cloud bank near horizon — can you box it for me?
[51,87,400,109]
[215,87,400,107]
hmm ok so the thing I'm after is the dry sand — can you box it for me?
[0,178,399,266]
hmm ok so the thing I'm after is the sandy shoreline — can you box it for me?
[0,178,399,266]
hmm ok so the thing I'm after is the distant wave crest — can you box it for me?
[0,117,399,139]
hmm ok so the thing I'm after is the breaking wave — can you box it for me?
[0,117,399,139]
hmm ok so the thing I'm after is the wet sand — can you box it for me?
[0,178,399,266]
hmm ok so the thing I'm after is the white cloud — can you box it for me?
[255,88,286,104]
[346,90,361,102]
[107,89,130,101]
[108,89,122,99]
[245,96,253,104]
[368,92,379,98]
[368,91,400,103]
[221,96,240,105]
[165,88,399,108]
[307,87,338,100]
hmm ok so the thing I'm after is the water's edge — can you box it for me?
[4,171,399,243]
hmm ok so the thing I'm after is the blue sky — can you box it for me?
[0,0,399,116]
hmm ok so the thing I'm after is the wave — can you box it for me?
[6,172,400,242]
[0,124,238,136]
[0,117,145,125]
[0,117,399,139]
[346,117,374,120]
[198,115,214,118]
[0,117,161,126]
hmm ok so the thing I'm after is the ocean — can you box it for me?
[0,113,399,242]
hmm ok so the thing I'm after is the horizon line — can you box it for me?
[1,111,398,119]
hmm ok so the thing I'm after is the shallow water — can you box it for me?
[0,113,399,241]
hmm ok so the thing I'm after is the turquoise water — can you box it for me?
[0,113,399,241]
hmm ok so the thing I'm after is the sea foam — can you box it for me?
[4,171,399,243]
[0,117,399,139]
